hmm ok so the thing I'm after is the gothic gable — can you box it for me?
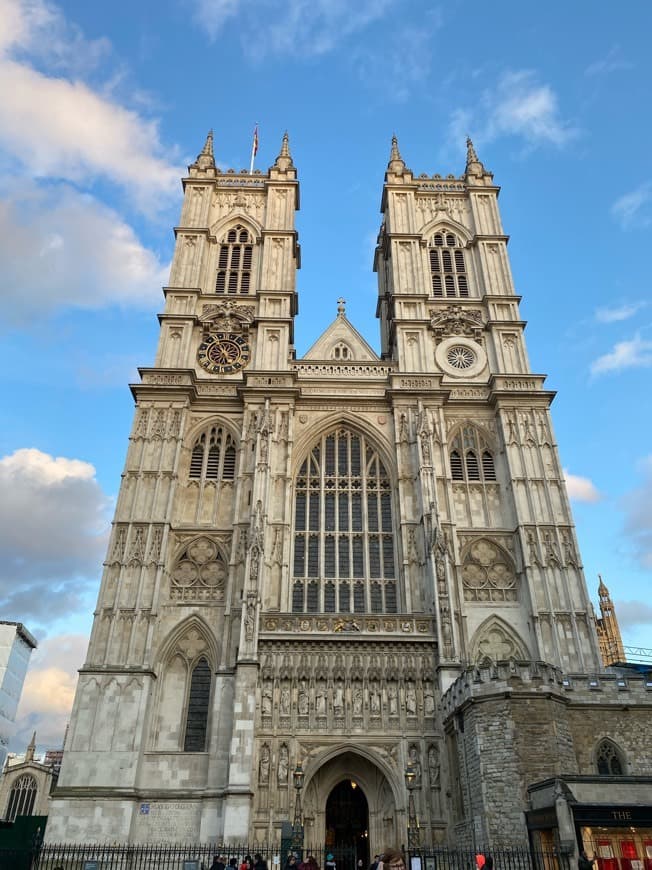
[302,313,380,362]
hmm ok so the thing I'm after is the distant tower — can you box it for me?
[595,575,626,666]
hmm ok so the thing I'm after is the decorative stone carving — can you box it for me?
[430,304,483,344]
[201,301,255,334]
[170,537,227,602]
[461,539,517,602]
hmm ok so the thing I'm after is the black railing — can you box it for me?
[0,844,567,870]
[0,843,358,870]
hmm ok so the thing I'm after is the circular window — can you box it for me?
[435,336,488,379]
[446,345,476,369]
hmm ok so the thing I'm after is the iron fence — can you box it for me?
[0,844,569,870]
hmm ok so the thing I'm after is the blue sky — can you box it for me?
[1,0,651,751]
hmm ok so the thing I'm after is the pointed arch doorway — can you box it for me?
[325,779,369,870]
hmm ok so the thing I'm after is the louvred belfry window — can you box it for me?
[449,425,496,483]
[292,429,398,613]
[429,232,469,298]
[189,426,237,482]
[215,225,253,295]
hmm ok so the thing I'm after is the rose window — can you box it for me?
[447,345,476,369]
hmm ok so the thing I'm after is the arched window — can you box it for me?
[429,232,469,298]
[184,657,211,751]
[6,774,37,821]
[215,225,254,295]
[189,426,237,483]
[292,428,397,613]
[597,739,625,775]
[449,425,497,482]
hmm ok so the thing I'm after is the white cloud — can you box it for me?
[0,182,168,324]
[350,12,443,102]
[590,334,652,375]
[193,0,395,58]
[612,182,652,230]
[563,469,601,503]
[622,455,652,570]
[585,45,633,77]
[613,600,652,631]
[450,70,577,150]
[12,632,88,752]
[0,0,110,74]
[0,0,182,210]
[193,0,243,39]
[0,448,110,625]
[595,302,646,323]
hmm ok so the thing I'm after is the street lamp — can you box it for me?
[292,761,305,852]
[404,761,420,850]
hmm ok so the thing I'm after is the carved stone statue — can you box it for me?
[259,743,270,784]
[333,681,344,715]
[316,682,326,716]
[409,744,422,785]
[262,683,273,717]
[405,682,417,715]
[428,744,440,788]
[298,680,309,716]
[278,743,289,784]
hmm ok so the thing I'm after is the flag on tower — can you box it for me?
[250,124,259,173]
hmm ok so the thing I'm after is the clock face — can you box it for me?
[197,332,250,374]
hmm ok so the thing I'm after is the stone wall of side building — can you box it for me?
[442,661,652,846]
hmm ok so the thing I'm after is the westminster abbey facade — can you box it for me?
[47,134,652,854]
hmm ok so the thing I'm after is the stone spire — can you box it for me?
[194,129,215,170]
[464,135,489,178]
[274,131,294,171]
[387,134,406,173]
[598,574,609,598]
[26,731,36,763]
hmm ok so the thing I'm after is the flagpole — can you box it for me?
[249,123,259,173]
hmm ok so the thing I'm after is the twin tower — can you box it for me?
[46,132,607,850]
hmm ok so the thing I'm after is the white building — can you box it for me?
[0,622,36,770]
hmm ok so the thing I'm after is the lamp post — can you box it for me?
[404,761,420,850]
[292,761,305,852]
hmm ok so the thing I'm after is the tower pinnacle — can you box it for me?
[464,135,489,178]
[387,134,406,172]
[274,131,294,170]
[26,731,36,763]
[193,129,215,170]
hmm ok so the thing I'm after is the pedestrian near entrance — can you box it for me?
[579,851,595,870]
[378,849,406,870]
[254,854,268,870]
[370,856,380,870]
[325,853,336,870]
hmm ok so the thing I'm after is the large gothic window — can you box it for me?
[429,232,469,298]
[6,774,37,821]
[449,425,496,482]
[215,225,254,295]
[292,429,397,613]
[184,657,211,751]
[189,426,236,482]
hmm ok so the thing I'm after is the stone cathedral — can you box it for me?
[47,134,652,853]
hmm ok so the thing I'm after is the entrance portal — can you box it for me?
[325,779,369,870]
